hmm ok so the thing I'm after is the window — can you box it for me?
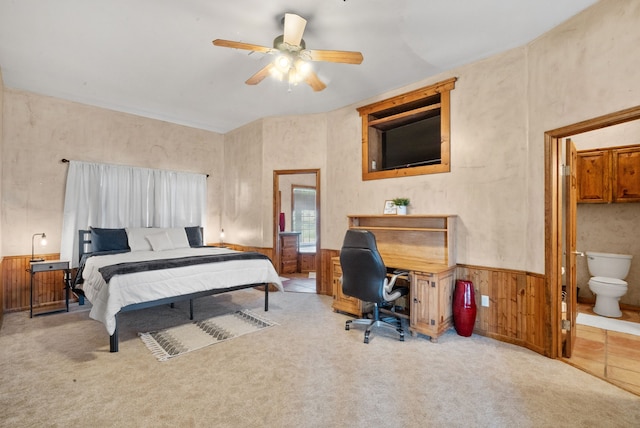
[357,77,457,180]
[291,186,316,250]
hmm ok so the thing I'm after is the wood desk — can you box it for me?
[332,215,457,342]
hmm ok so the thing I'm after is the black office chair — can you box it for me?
[340,229,409,343]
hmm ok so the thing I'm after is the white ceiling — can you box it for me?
[0,0,598,134]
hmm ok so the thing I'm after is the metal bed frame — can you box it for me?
[74,229,270,352]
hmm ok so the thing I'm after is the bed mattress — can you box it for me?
[80,247,283,335]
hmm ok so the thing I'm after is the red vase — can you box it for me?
[453,280,477,337]
[279,213,285,232]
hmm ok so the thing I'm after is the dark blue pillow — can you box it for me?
[90,227,130,252]
[185,226,204,247]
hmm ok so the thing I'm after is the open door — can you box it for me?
[563,138,578,357]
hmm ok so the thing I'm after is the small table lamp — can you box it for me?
[31,232,47,262]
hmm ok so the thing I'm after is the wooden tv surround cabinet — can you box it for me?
[332,215,457,342]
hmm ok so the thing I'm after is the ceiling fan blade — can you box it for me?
[308,49,363,64]
[283,13,307,46]
[245,63,275,85]
[213,39,272,54]
[304,71,327,92]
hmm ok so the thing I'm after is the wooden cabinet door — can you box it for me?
[612,146,640,202]
[410,272,437,337]
[410,269,455,341]
[437,269,456,333]
[331,258,368,317]
[577,150,611,203]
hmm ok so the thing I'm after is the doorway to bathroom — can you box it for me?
[545,107,640,372]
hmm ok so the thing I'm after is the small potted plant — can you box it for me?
[392,198,410,215]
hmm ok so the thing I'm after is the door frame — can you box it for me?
[273,169,321,293]
[545,105,640,358]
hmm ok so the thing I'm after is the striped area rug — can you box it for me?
[139,309,277,361]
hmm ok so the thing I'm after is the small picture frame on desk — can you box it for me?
[383,200,397,215]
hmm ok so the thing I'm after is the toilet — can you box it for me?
[586,251,633,318]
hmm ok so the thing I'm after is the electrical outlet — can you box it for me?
[481,295,490,307]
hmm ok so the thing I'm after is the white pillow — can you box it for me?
[146,231,175,251]
[126,227,153,252]
[126,227,191,251]
[165,228,191,249]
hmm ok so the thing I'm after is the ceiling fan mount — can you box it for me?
[273,35,306,52]
[212,13,363,92]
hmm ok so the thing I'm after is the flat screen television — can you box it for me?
[381,114,441,170]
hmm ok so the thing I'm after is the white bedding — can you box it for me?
[80,247,283,335]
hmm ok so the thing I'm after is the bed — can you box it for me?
[72,226,283,352]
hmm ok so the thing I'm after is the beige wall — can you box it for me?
[319,0,640,275]
[324,47,530,270]
[222,119,265,247]
[1,90,224,255]
[261,114,327,245]
[1,0,639,283]
[526,0,640,273]
[0,67,4,258]
[223,114,327,248]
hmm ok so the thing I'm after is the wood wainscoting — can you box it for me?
[2,254,70,313]
[219,243,273,260]
[456,265,546,355]
[3,248,549,357]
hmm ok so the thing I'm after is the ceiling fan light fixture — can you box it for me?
[269,67,285,81]
[295,59,311,76]
[274,54,292,73]
[213,12,362,92]
[288,68,301,85]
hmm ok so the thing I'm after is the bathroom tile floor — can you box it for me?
[566,303,640,396]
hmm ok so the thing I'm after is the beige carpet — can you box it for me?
[1,289,640,427]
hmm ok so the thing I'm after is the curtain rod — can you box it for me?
[60,158,209,177]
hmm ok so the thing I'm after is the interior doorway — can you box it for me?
[273,169,321,293]
[545,105,640,358]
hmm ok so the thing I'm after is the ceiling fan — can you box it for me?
[212,13,363,92]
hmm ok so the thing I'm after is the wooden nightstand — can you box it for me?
[29,260,71,318]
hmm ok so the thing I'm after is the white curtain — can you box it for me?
[60,161,207,266]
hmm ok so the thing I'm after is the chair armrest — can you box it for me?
[384,271,410,300]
